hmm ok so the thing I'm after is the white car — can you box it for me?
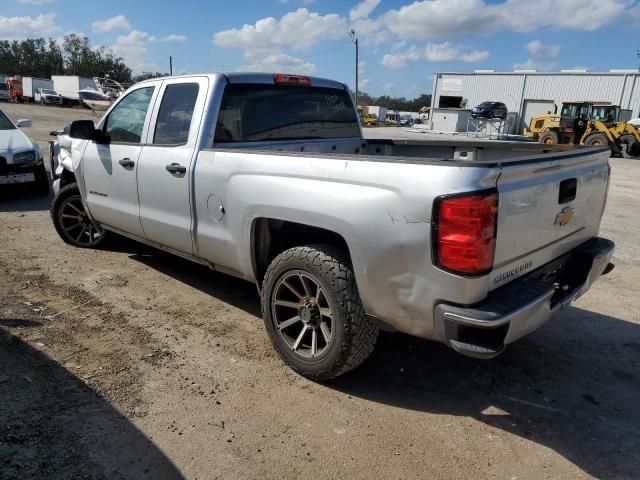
[0,107,48,195]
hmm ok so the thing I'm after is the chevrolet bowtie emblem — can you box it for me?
[554,206,575,226]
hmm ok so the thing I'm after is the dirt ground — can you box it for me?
[1,103,639,480]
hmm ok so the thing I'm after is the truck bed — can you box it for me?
[212,136,609,165]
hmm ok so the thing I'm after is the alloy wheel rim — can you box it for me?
[271,270,334,359]
[59,195,104,245]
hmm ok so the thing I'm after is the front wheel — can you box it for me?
[538,130,558,145]
[51,182,107,248]
[261,244,379,381]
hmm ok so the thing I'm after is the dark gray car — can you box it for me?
[472,101,508,119]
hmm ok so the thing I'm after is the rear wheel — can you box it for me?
[261,244,378,381]
[538,130,558,145]
[618,134,640,159]
[51,183,107,248]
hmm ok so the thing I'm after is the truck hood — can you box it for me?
[0,128,39,163]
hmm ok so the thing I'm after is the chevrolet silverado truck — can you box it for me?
[49,73,615,380]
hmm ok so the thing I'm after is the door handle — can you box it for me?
[119,158,135,168]
[166,163,187,174]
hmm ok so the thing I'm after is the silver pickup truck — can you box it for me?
[50,73,615,380]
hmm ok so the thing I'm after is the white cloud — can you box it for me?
[161,34,187,42]
[109,30,156,71]
[525,40,560,58]
[92,15,131,33]
[359,78,371,89]
[513,40,561,71]
[19,0,54,4]
[381,46,423,68]
[350,0,381,21]
[512,58,556,71]
[240,52,316,74]
[213,8,347,52]
[383,82,395,91]
[382,0,631,39]
[424,42,489,62]
[0,13,60,40]
[382,42,489,68]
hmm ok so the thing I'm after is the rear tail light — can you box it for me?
[432,190,498,276]
[273,74,311,86]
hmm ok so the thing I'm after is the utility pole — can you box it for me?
[350,29,359,107]
[169,56,173,76]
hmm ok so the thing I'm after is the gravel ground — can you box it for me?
[1,103,639,479]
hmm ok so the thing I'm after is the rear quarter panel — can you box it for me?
[193,150,501,339]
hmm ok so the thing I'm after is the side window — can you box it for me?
[153,83,199,145]
[105,86,155,143]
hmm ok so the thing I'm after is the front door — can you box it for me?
[137,78,208,254]
[82,84,159,237]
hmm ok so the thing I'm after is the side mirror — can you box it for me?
[69,120,100,141]
[17,119,32,128]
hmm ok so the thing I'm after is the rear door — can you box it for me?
[490,149,610,289]
[136,77,208,254]
[82,83,159,237]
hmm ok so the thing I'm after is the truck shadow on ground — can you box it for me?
[0,325,184,480]
[128,248,261,317]
[122,247,640,477]
[0,184,51,213]
[332,307,640,479]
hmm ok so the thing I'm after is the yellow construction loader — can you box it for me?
[526,102,640,158]
[524,112,560,141]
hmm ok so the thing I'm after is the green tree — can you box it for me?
[0,35,131,83]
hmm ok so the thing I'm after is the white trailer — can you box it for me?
[22,77,54,100]
[368,106,387,123]
[52,75,98,102]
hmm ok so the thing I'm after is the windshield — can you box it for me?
[478,102,492,107]
[0,110,16,130]
[42,89,57,95]
[0,84,8,91]
[215,83,360,143]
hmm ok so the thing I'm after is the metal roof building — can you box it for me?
[431,70,640,133]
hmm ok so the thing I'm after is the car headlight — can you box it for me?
[13,150,37,164]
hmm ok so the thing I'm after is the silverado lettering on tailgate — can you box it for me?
[494,261,534,285]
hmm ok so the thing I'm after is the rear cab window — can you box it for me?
[153,83,199,145]
[214,83,359,143]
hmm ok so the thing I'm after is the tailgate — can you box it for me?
[490,148,610,290]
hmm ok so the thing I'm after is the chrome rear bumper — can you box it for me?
[435,237,615,359]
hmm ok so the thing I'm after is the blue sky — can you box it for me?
[2,0,640,97]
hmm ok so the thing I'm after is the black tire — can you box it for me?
[618,134,640,159]
[51,182,108,248]
[32,163,49,196]
[487,111,494,119]
[583,132,609,147]
[261,244,378,381]
[583,132,612,155]
[538,130,559,145]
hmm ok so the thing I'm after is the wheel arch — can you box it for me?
[251,218,352,288]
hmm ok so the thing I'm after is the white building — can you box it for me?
[431,70,640,133]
